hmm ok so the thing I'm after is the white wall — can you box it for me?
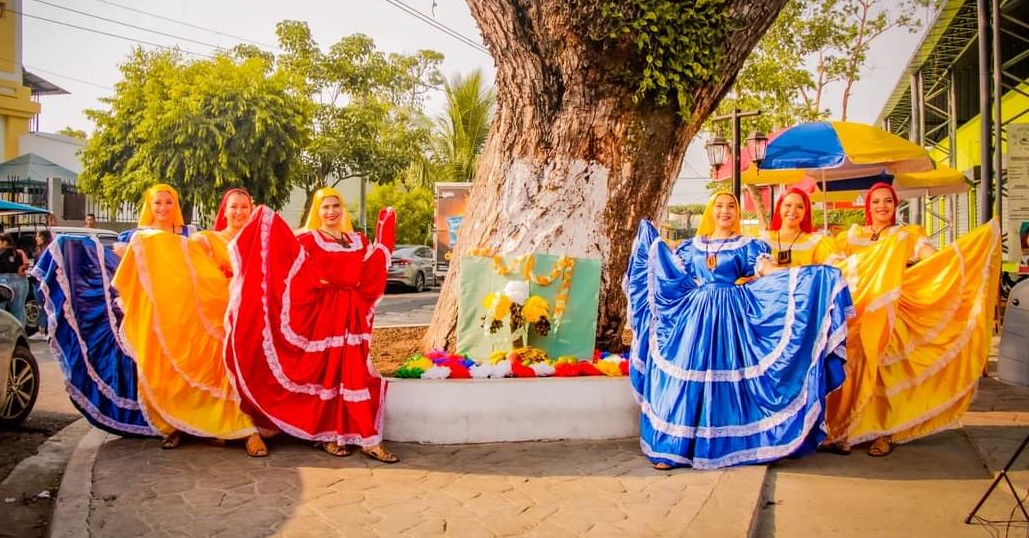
[18,132,84,172]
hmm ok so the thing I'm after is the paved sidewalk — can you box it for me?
[50,338,1029,537]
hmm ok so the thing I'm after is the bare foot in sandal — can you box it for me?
[653,462,673,470]
[245,433,269,457]
[160,431,181,450]
[315,441,350,457]
[868,436,893,457]
[361,443,399,464]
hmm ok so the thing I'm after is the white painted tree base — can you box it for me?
[382,376,640,444]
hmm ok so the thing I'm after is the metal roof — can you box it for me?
[21,69,69,97]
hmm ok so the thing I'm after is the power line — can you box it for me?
[29,0,228,52]
[376,0,489,55]
[87,0,280,51]
[14,8,217,59]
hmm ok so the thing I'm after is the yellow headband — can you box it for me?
[138,183,186,229]
[697,191,742,236]
[304,187,354,233]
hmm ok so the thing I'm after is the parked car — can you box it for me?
[388,244,435,292]
[5,225,120,336]
[0,283,38,427]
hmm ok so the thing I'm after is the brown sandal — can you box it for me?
[245,434,269,457]
[315,442,350,457]
[361,444,399,464]
[868,437,894,457]
[653,462,673,471]
[160,431,181,450]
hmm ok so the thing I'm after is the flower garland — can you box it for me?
[468,248,576,331]
[394,347,629,380]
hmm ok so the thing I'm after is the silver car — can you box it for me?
[0,284,39,427]
[387,245,435,292]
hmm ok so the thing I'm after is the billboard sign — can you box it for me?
[433,182,472,277]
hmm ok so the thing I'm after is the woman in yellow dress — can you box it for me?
[825,182,1000,457]
[112,185,267,456]
[757,187,838,268]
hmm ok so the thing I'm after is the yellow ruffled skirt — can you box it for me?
[113,230,257,439]
[826,220,1001,445]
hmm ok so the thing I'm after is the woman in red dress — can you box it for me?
[224,187,399,462]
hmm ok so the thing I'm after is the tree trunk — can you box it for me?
[423,0,788,352]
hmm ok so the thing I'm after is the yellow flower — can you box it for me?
[482,292,496,310]
[493,294,512,319]
[522,295,550,323]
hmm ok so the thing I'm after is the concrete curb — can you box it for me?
[685,465,769,538]
[48,426,109,538]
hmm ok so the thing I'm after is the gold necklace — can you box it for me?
[705,233,733,270]
[869,223,894,241]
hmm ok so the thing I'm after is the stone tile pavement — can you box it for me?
[73,436,761,537]
[48,337,1029,538]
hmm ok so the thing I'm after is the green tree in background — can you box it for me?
[57,127,88,140]
[432,70,495,184]
[365,183,434,245]
[274,21,443,226]
[79,49,311,216]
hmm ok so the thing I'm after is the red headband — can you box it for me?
[863,182,898,226]
[214,188,253,231]
[770,187,813,233]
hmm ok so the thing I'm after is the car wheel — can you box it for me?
[24,298,39,337]
[0,345,40,427]
[413,272,426,293]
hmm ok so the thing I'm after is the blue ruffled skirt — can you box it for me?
[32,236,155,436]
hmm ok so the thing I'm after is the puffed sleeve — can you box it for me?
[813,234,842,265]
[743,237,772,277]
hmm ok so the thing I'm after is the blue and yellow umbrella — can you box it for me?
[742,121,967,199]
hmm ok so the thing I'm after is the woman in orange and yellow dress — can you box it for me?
[824,182,1000,457]
[756,187,838,268]
[113,186,267,456]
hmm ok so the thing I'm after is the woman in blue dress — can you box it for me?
[624,192,853,470]
[31,184,193,437]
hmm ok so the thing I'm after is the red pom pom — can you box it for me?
[511,361,536,378]
[578,362,602,376]
[593,349,602,361]
[619,359,630,376]
[448,362,472,379]
[554,362,580,377]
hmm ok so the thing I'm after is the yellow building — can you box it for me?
[0,0,41,161]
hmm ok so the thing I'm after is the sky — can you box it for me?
[18,0,937,205]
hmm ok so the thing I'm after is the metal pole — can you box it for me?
[948,70,959,241]
[992,0,1003,221]
[977,0,993,225]
[909,71,924,226]
[732,109,742,202]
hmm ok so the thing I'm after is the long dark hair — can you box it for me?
[35,230,53,255]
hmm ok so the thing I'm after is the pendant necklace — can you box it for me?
[705,234,730,270]
[776,231,802,266]
[321,228,351,247]
[869,223,893,241]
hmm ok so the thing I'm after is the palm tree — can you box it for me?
[432,70,495,183]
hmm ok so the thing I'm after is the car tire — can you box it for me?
[413,272,426,293]
[24,298,39,337]
[0,345,40,427]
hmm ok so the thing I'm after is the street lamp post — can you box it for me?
[704,109,766,202]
